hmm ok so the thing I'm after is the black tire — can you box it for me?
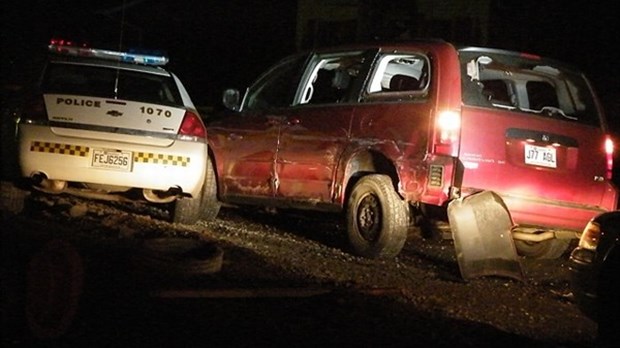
[514,238,570,259]
[25,239,84,340]
[1,231,35,345]
[346,174,408,259]
[173,195,201,225]
[597,248,620,347]
[131,238,223,285]
[172,157,221,224]
[200,157,221,221]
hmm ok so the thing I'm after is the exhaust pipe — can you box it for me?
[31,173,67,193]
[31,172,46,185]
[143,187,182,203]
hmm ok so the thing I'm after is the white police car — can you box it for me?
[17,39,220,224]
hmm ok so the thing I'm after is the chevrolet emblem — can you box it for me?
[107,110,123,117]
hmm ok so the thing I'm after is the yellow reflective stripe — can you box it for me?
[134,152,190,167]
[30,141,89,157]
[29,141,190,167]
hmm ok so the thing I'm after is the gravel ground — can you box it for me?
[1,189,597,347]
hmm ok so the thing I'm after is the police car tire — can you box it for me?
[346,174,408,259]
[200,157,220,221]
[172,195,201,225]
[172,158,220,225]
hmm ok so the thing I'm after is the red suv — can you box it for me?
[207,40,618,259]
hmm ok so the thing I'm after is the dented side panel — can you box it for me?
[276,105,355,203]
[208,113,280,198]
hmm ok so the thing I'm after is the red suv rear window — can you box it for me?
[459,48,601,128]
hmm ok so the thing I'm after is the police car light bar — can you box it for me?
[48,40,169,66]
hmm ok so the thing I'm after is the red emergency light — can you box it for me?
[48,38,169,66]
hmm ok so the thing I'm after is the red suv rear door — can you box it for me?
[457,48,617,231]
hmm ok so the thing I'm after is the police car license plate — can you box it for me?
[91,149,133,171]
[524,144,556,168]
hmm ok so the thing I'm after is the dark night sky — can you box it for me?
[1,0,298,106]
[2,0,619,120]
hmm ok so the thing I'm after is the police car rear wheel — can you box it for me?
[200,157,220,221]
[172,158,220,225]
[172,195,201,225]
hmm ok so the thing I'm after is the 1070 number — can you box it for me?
[140,106,172,117]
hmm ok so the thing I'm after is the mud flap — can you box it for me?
[447,190,524,282]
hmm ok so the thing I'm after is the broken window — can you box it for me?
[300,52,366,105]
[460,48,600,126]
[245,54,307,111]
[368,54,429,93]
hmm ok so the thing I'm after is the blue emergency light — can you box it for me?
[48,39,169,66]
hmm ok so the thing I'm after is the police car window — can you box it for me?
[42,63,183,106]
[117,71,181,106]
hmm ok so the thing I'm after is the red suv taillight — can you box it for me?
[178,111,206,140]
[433,110,461,157]
[605,136,614,180]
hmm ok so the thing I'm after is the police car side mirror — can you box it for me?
[222,88,241,111]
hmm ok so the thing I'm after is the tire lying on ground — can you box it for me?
[131,238,223,284]
[25,239,84,340]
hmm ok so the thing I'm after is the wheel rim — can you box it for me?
[357,193,382,242]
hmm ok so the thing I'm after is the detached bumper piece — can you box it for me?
[448,190,524,282]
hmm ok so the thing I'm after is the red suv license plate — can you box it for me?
[524,144,556,168]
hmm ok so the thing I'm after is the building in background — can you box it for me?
[296,0,491,50]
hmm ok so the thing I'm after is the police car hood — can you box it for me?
[44,94,187,146]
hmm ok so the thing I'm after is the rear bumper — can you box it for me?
[18,124,208,197]
[495,189,617,232]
